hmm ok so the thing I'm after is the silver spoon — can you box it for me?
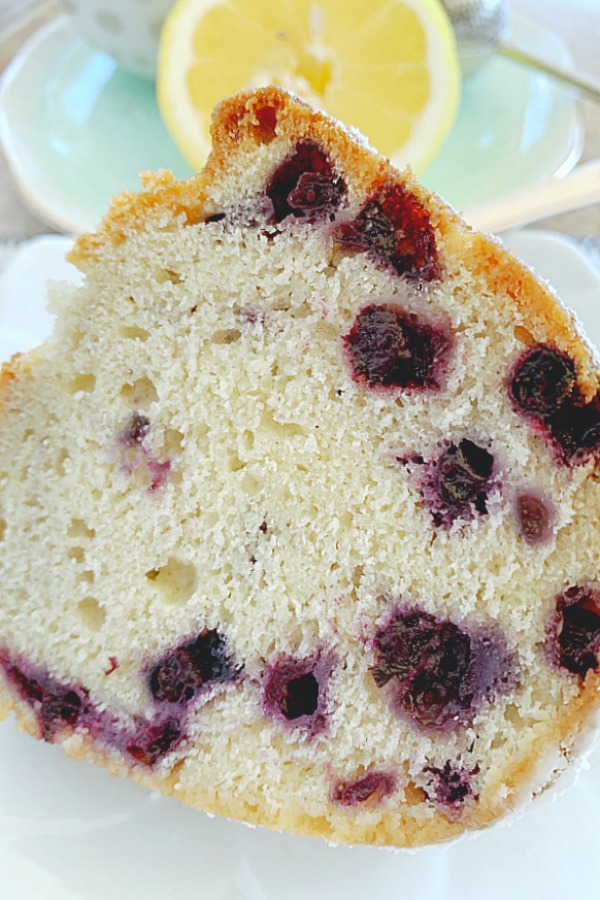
[441,0,600,103]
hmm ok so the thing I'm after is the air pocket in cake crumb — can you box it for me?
[162,428,184,455]
[350,565,365,603]
[67,373,96,395]
[145,557,198,606]
[227,451,246,472]
[211,328,241,345]
[53,448,69,476]
[314,321,339,343]
[270,297,292,312]
[259,408,308,441]
[68,519,96,539]
[513,324,537,347]
[120,376,159,406]
[76,596,106,632]
[120,325,151,342]
[77,570,95,585]
[67,546,85,564]
[153,267,183,285]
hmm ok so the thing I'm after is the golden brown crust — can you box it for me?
[68,87,388,270]
[0,676,465,848]
[69,86,600,397]
[464,232,600,397]
[4,662,595,850]
[0,355,22,400]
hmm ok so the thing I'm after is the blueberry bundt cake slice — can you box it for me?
[1,87,600,849]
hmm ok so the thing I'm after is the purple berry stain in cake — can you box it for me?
[149,629,240,706]
[121,412,151,446]
[118,412,151,474]
[509,344,600,466]
[118,412,172,492]
[332,770,397,808]
[343,304,452,392]
[423,761,477,818]
[334,183,439,280]
[548,585,600,677]
[104,656,120,676]
[265,140,346,223]
[0,651,190,767]
[0,652,91,741]
[371,607,514,730]
[421,439,496,529]
[147,459,172,493]
[514,490,554,545]
[262,651,334,736]
[124,716,184,767]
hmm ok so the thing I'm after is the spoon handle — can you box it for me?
[466,158,600,234]
[500,41,600,105]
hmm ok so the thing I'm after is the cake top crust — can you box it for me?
[69,86,600,399]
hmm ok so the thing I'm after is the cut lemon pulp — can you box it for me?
[157,0,461,173]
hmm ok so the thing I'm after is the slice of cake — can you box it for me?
[1,87,600,849]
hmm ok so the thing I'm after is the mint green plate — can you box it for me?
[0,14,582,234]
[0,15,192,233]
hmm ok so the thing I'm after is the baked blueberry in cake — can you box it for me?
[1,87,600,849]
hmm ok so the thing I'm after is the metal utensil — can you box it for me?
[441,0,600,103]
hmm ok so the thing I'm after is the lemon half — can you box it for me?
[157,0,461,173]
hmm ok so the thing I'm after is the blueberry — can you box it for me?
[149,630,239,705]
[343,304,451,391]
[549,395,600,466]
[371,608,514,730]
[509,345,576,418]
[0,651,189,766]
[423,439,496,529]
[332,771,397,807]
[125,716,184,766]
[334,183,439,280]
[423,761,476,812]
[549,586,600,677]
[262,652,334,736]
[509,344,600,466]
[265,141,346,223]
[0,653,90,741]
[120,412,150,447]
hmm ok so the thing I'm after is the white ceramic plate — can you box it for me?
[0,230,600,899]
[0,14,582,235]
